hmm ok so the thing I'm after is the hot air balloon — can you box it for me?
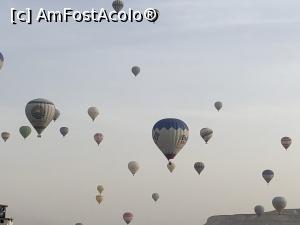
[281,137,291,150]
[128,161,139,176]
[272,197,287,214]
[60,127,69,137]
[214,101,222,111]
[262,170,274,184]
[25,98,56,137]
[200,128,213,144]
[152,193,159,202]
[94,133,103,146]
[97,185,104,194]
[254,205,264,217]
[75,223,83,225]
[96,195,103,204]
[19,126,31,139]
[112,0,124,13]
[88,107,99,121]
[123,212,133,224]
[152,118,189,161]
[1,132,10,142]
[131,66,140,77]
[194,162,205,175]
[167,162,175,173]
[0,52,4,70]
[53,108,60,122]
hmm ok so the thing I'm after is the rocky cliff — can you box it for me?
[204,209,300,225]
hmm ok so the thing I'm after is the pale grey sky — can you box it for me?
[1,1,300,225]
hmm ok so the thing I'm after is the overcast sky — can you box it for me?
[1,0,300,225]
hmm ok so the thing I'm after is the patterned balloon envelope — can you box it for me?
[152,118,189,161]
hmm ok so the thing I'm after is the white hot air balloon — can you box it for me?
[128,161,139,176]
[25,99,56,137]
[194,162,205,175]
[88,107,99,121]
[1,132,10,142]
[272,196,287,214]
[94,133,103,146]
[254,205,264,217]
[200,128,213,144]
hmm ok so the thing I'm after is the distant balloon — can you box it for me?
[131,66,140,77]
[60,127,69,137]
[94,133,103,146]
[194,162,205,175]
[0,52,3,70]
[200,128,213,144]
[88,107,99,121]
[96,195,103,204]
[128,161,139,176]
[112,0,124,13]
[262,170,274,184]
[272,197,287,214]
[152,118,189,161]
[214,101,223,111]
[1,132,10,142]
[167,162,176,173]
[123,212,133,224]
[97,185,104,194]
[19,126,31,139]
[152,193,159,202]
[53,108,60,122]
[254,205,264,217]
[281,137,291,150]
[25,98,56,137]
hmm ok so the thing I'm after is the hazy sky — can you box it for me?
[1,0,300,225]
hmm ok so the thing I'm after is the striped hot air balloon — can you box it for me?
[25,99,56,137]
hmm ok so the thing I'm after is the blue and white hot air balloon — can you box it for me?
[152,118,189,161]
[0,52,4,70]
